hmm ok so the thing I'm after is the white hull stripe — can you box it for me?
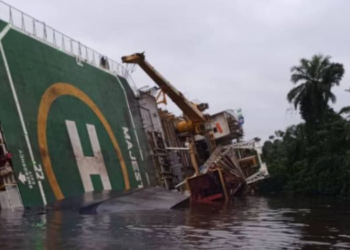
[0,25,47,205]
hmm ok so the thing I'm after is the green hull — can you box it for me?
[0,20,155,207]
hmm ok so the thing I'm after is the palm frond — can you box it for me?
[290,73,309,83]
[287,84,305,103]
[328,92,337,104]
[339,106,350,115]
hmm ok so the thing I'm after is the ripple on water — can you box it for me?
[1,196,350,249]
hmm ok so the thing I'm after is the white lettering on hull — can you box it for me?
[66,120,111,192]
[123,127,143,188]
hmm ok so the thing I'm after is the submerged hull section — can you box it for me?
[0,20,155,207]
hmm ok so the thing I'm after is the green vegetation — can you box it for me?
[260,55,350,196]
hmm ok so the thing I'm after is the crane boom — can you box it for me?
[121,53,206,123]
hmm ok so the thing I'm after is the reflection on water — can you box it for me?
[1,196,350,249]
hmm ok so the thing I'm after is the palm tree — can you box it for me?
[287,54,344,122]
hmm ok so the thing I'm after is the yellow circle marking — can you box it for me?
[38,83,130,200]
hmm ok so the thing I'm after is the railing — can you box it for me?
[0,1,139,95]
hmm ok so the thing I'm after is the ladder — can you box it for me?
[150,131,175,189]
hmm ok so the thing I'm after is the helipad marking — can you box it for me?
[37,83,130,200]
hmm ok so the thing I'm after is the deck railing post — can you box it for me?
[43,22,47,41]
[33,19,36,36]
[9,6,12,25]
[21,12,25,31]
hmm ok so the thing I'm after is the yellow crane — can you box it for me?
[121,52,216,172]
[122,53,209,132]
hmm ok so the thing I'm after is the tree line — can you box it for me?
[260,55,350,196]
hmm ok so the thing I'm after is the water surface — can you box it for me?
[1,196,350,249]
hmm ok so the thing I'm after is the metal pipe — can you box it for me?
[165,147,189,151]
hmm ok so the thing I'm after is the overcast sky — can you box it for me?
[8,0,350,140]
